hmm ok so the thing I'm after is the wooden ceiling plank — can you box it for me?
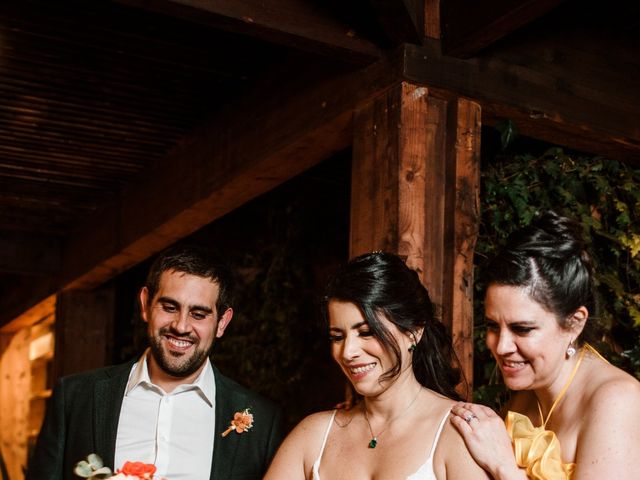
[442,0,565,57]
[114,0,382,65]
[0,49,403,326]
[402,42,640,163]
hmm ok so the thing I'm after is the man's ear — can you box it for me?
[568,306,588,337]
[139,287,150,324]
[216,308,233,338]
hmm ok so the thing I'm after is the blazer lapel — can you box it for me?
[210,368,246,480]
[93,362,132,470]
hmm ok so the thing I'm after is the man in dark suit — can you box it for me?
[27,245,284,480]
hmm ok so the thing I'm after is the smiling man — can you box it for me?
[27,245,284,480]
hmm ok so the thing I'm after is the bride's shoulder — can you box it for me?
[293,408,342,434]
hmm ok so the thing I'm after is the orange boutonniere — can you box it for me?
[221,408,254,437]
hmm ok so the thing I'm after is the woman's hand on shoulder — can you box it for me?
[450,402,526,480]
[436,413,491,480]
[264,410,336,480]
[574,375,640,479]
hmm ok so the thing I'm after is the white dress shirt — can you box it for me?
[115,350,216,479]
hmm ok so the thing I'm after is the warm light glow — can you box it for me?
[29,331,53,361]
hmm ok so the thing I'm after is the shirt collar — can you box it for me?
[125,349,216,407]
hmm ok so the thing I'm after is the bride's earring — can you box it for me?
[566,341,577,358]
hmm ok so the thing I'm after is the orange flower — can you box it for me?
[119,461,157,478]
[221,408,254,437]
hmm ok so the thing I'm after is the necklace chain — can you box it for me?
[363,387,422,449]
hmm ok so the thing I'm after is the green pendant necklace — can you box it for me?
[362,387,422,449]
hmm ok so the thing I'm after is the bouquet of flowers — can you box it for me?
[75,454,163,480]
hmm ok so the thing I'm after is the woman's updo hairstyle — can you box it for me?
[485,210,596,343]
[321,252,462,400]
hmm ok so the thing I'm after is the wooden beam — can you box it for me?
[115,0,382,65]
[350,83,480,392]
[424,0,441,39]
[0,232,61,275]
[403,41,640,164]
[0,295,55,334]
[367,0,424,44]
[441,0,565,57]
[0,50,405,327]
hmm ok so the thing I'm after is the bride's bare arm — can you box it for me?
[437,422,493,479]
[263,412,329,480]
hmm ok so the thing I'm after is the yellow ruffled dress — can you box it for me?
[505,345,603,480]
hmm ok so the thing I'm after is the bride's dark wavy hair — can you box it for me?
[321,252,463,400]
[485,210,597,344]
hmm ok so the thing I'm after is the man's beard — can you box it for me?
[149,327,213,378]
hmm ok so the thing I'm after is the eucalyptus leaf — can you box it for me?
[73,462,93,477]
[88,467,113,479]
[87,454,104,469]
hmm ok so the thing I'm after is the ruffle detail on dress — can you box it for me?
[506,411,575,480]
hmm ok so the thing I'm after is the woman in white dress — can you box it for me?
[265,252,489,480]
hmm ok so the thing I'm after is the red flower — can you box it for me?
[119,461,157,478]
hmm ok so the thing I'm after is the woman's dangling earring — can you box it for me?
[566,341,577,358]
[408,344,416,352]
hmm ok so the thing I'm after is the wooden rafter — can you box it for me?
[114,0,383,65]
[441,0,566,57]
[403,41,640,163]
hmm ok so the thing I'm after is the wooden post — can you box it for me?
[351,82,480,393]
[0,330,31,480]
[443,97,481,394]
[54,285,115,379]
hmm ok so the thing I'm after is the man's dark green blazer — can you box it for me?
[26,360,284,480]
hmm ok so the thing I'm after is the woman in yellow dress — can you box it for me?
[451,211,640,479]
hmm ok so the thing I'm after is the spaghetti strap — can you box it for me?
[428,408,451,458]
[584,343,608,363]
[311,410,337,480]
[538,347,587,427]
[318,410,337,457]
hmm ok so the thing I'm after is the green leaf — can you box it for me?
[630,307,640,328]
